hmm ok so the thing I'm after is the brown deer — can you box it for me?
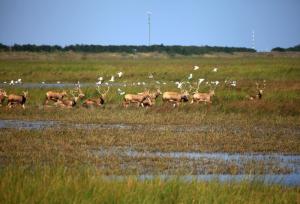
[138,88,161,105]
[7,91,28,109]
[191,90,215,104]
[247,82,265,100]
[0,89,7,106]
[54,90,79,108]
[123,90,151,108]
[82,86,110,108]
[44,90,67,105]
[162,91,189,107]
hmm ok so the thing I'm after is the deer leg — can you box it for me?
[44,97,48,105]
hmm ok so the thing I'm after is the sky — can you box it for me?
[0,0,299,51]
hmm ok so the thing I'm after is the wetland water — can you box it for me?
[102,174,300,186]
[0,119,299,135]
[95,148,300,186]
[1,119,299,186]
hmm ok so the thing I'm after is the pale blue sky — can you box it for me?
[0,0,299,51]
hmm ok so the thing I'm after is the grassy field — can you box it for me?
[0,52,300,202]
[0,166,299,204]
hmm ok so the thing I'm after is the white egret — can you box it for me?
[109,76,115,82]
[193,65,199,70]
[117,72,123,78]
[198,78,205,84]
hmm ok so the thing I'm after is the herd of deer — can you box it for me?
[0,82,265,109]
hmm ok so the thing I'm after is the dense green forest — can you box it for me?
[0,43,255,55]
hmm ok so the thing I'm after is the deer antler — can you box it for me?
[263,80,266,90]
[102,86,110,98]
[69,90,76,98]
[255,82,260,90]
[96,86,110,98]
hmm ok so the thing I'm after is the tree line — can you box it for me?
[0,43,256,55]
[271,44,300,52]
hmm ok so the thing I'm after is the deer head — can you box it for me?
[74,87,85,99]
[22,91,28,98]
[69,90,79,102]
[256,82,266,95]
[0,89,7,97]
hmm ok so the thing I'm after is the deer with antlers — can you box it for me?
[189,79,216,105]
[138,88,162,106]
[247,82,266,100]
[191,90,215,104]
[0,89,7,107]
[149,88,162,102]
[162,81,190,107]
[54,90,79,108]
[44,90,67,105]
[123,90,151,108]
[82,86,110,108]
[7,91,28,109]
[162,90,189,107]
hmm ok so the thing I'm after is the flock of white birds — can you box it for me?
[2,66,239,96]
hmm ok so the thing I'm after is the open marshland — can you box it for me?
[0,52,300,203]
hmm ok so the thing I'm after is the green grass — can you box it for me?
[1,52,300,82]
[0,52,299,118]
[0,52,300,202]
[0,166,299,204]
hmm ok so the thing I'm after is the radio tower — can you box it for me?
[252,30,255,50]
[147,11,152,46]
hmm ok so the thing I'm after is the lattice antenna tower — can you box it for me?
[252,30,255,50]
[147,11,152,46]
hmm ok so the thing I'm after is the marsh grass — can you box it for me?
[0,128,299,175]
[0,52,300,202]
[0,165,299,204]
